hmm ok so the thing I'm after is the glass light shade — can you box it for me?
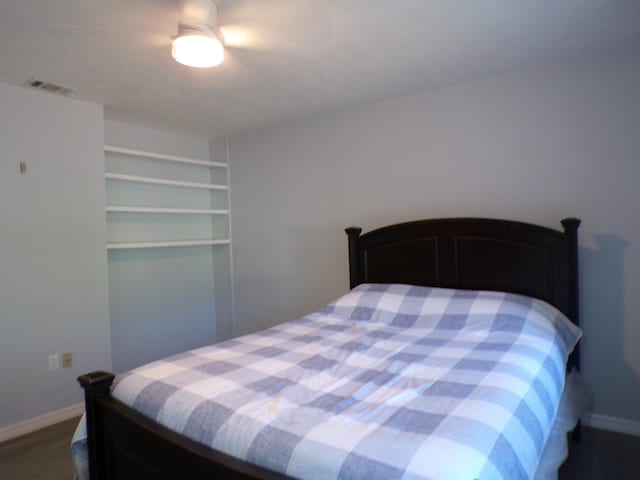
[172,33,224,68]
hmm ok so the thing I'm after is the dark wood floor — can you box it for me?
[560,427,640,480]
[1,419,639,479]
[0,416,79,480]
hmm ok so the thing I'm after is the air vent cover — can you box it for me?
[23,78,77,95]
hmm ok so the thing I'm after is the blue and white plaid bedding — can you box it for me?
[112,284,581,480]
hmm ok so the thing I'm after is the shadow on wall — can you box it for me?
[579,234,639,420]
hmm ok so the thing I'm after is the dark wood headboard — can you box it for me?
[346,217,581,368]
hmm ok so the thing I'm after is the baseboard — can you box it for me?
[582,412,640,437]
[0,402,84,443]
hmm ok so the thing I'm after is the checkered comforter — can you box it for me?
[112,283,581,480]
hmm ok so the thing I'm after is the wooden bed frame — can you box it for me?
[79,217,581,480]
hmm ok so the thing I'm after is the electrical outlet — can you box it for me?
[49,354,60,371]
[62,352,73,368]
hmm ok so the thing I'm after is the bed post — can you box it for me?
[561,217,581,369]
[345,227,362,289]
[78,371,116,480]
[561,217,582,443]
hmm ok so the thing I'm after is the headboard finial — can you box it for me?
[561,217,581,232]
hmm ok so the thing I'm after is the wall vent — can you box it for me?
[23,78,77,95]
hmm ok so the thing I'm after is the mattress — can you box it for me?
[104,284,581,480]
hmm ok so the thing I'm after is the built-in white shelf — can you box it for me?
[105,172,228,191]
[104,145,227,168]
[107,239,230,250]
[106,206,228,215]
[104,144,230,250]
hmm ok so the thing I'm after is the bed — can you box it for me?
[78,217,583,480]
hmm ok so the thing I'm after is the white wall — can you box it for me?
[210,136,235,340]
[228,45,640,425]
[104,121,223,372]
[0,83,111,429]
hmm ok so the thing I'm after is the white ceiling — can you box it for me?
[0,0,639,138]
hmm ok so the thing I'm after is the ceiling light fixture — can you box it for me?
[172,0,224,68]
[172,26,224,68]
